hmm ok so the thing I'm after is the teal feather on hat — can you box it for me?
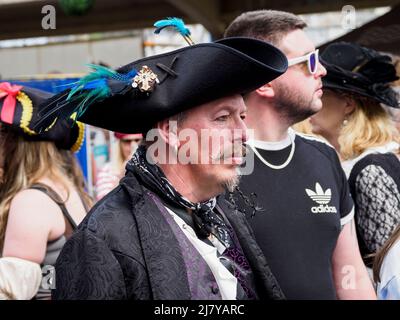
[154,17,194,45]
[34,64,137,132]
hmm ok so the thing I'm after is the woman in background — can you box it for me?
[0,83,92,299]
[309,42,400,264]
[374,225,400,299]
[95,132,142,200]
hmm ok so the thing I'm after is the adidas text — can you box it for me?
[311,204,337,213]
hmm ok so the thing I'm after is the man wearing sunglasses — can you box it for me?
[224,10,376,299]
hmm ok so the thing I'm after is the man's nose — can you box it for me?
[316,61,327,78]
[236,117,249,143]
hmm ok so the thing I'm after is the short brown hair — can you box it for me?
[224,10,307,47]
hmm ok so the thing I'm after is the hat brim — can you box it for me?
[322,75,399,109]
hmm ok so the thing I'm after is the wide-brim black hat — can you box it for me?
[35,37,288,134]
[0,83,84,151]
[320,42,399,108]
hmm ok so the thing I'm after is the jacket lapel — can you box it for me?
[121,175,191,300]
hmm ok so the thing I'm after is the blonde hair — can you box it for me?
[292,119,314,135]
[0,130,92,250]
[338,93,399,160]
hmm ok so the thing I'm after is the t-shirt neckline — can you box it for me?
[250,128,296,151]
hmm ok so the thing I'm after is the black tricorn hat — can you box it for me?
[321,42,399,108]
[0,83,84,151]
[35,37,288,134]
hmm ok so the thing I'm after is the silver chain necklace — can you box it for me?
[248,133,296,170]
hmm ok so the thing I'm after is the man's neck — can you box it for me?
[245,97,290,142]
[158,163,217,203]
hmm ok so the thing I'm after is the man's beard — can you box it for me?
[213,143,243,192]
[274,83,318,125]
[221,168,241,192]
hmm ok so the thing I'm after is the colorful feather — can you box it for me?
[66,64,137,99]
[154,17,194,45]
[33,64,138,132]
[63,64,137,119]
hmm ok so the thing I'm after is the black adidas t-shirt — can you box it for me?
[234,131,354,300]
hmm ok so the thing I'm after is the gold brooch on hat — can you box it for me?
[132,66,160,93]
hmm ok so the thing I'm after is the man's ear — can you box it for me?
[255,82,275,98]
[156,118,179,148]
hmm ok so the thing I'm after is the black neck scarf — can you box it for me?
[127,145,233,249]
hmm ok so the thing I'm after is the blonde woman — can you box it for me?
[309,42,400,263]
[0,83,91,299]
[95,132,142,200]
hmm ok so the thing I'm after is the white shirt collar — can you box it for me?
[248,128,296,151]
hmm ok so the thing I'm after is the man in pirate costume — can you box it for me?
[36,19,289,299]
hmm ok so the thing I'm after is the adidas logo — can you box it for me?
[306,183,331,204]
[305,183,337,213]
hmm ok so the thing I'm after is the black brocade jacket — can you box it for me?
[52,170,284,300]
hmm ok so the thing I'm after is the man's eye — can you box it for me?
[240,114,246,120]
[216,115,229,121]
